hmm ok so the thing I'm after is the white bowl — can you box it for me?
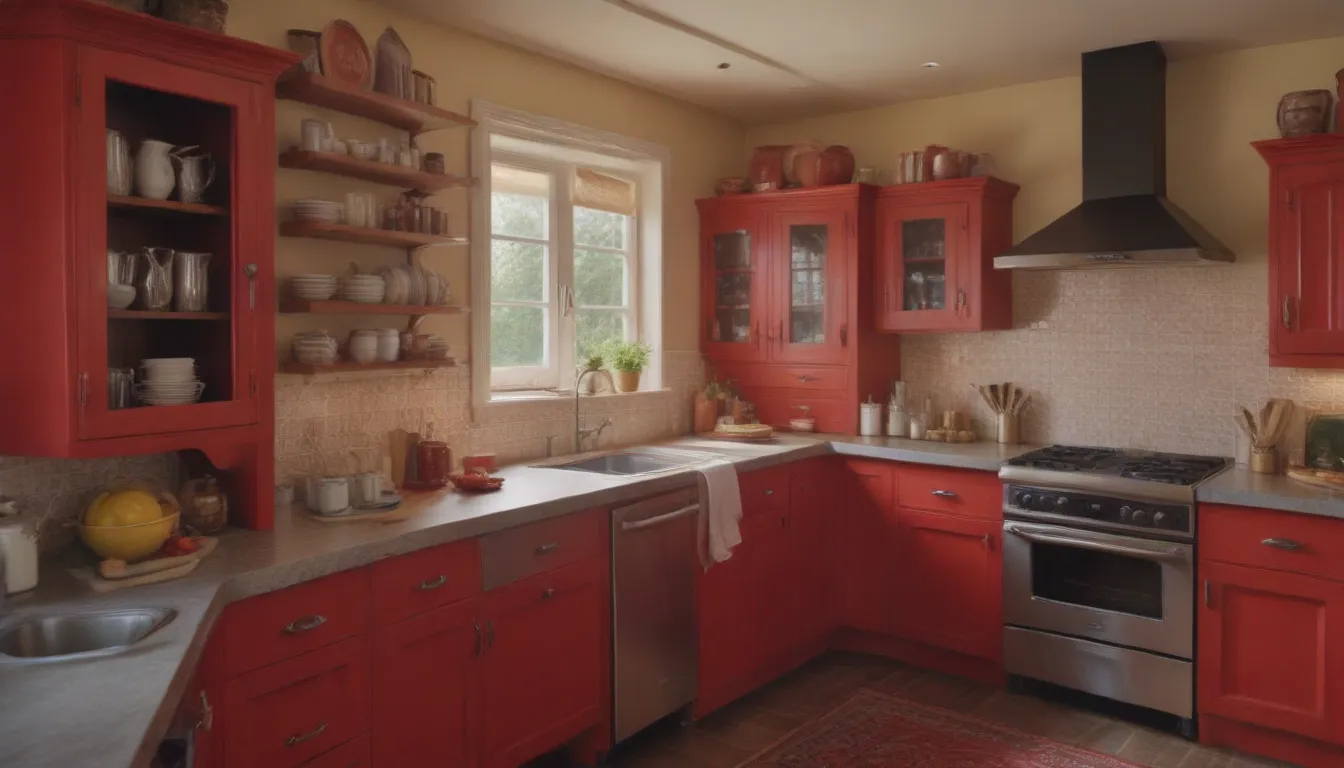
[107,284,136,311]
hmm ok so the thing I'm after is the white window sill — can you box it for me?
[484,388,673,407]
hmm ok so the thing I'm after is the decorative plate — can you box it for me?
[319,20,373,91]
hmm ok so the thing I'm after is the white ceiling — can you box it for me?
[384,0,1344,124]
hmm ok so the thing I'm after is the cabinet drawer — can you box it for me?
[223,568,370,677]
[223,636,370,768]
[716,363,849,393]
[372,539,480,625]
[481,508,604,591]
[1201,503,1344,581]
[739,466,790,514]
[896,465,1001,521]
[755,397,852,433]
[299,735,369,768]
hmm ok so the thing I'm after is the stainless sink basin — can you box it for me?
[544,450,703,476]
[0,608,176,663]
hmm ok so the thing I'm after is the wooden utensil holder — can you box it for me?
[1250,449,1277,474]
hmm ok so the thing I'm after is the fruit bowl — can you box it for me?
[80,513,180,562]
[450,468,504,493]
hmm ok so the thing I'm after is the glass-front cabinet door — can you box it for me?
[770,209,848,365]
[877,200,968,332]
[701,210,768,362]
[75,47,262,439]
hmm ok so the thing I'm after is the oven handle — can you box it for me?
[1003,525,1187,561]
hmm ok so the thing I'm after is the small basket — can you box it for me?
[160,0,228,33]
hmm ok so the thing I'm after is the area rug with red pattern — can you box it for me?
[738,689,1142,767]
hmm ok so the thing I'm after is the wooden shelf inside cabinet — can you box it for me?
[278,149,475,193]
[279,221,470,249]
[279,359,457,375]
[276,72,476,134]
[279,300,468,315]
[109,310,229,320]
[108,195,229,217]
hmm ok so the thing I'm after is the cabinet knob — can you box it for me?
[535,542,559,556]
[244,263,259,310]
[542,587,555,600]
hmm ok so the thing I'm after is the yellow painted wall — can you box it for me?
[223,0,744,356]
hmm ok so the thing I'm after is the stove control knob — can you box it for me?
[1131,509,1149,525]
[1017,493,1033,509]
[1119,505,1132,521]
[1152,511,1167,527]
[1054,496,1069,511]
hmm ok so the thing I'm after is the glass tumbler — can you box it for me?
[106,129,132,196]
[108,368,134,410]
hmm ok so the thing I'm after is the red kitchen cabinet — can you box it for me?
[837,460,899,635]
[1256,136,1344,367]
[751,507,794,668]
[892,507,1002,661]
[875,177,1018,333]
[373,599,479,768]
[479,560,604,767]
[699,186,901,433]
[1198,560,1344,743]
[789,459,838,653]
[0,1,296,528]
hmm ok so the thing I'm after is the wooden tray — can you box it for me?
[696,431,778,444]
[1287,466,1344,492]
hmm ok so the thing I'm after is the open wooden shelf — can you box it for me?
[279,300,468,315]
[279,149,475,193]
[280,220,470,249]
[108,195,229,217]
[109,310,229,320]
[276,72,476,134]
[279,359,457,375]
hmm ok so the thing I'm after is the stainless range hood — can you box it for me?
[994,42,1233,270]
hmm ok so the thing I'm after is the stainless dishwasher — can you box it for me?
[611,488,699,743]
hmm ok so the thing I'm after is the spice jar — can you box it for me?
[424,152,446,175]
[178,475,228,534]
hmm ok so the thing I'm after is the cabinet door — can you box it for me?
[480,561,603,767]
[751,508,794,672]
[1199,561,1344,741]
[893,507,1001,660]
[74,47,264,439]
[768,208,849,365]
[701,209,769,362]
[1272,164,1344,358]
[838,461,899,635]
[696,511,758,715]
[875,200,970,332]
[373,599,479,768]
[790,459,836,652]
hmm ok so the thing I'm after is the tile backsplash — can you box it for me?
[902,261,1344,455]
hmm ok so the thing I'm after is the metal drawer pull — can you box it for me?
[1261,538,1303,551]
[286,721,327,746]
[417,574,447,591]
[196,691,213,732]
[282,614,327,635]
[621,504,700,532]
[535,542,560,555]
[764,488,774,496]
[542,588,555,600]
[931,490,958,498]
[795,374,819,383]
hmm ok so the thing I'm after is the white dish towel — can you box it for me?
[696,458,743,569]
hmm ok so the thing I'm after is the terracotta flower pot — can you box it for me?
[615,370,641,393]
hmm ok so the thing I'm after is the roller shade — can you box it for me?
[573,167,636,216]
[492,164,550,198]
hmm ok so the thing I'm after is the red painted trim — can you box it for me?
[1201,714,1344,768]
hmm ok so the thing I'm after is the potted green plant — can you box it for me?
[576,353,612,395]
[600,339,652,393]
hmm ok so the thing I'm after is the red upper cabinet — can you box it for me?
[767,205,851,366]
[875,177,1018,333]
[1256,136,1344,367]
[700,208,769,362]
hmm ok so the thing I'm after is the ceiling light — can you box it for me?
[921,61,941,69]
[717,62,731,70]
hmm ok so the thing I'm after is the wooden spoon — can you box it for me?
[973,384,998,413]
[988,384,1002,414]
[1262,399,1293,449]
[1004,383,1018,416]
[1236,406,1260,448]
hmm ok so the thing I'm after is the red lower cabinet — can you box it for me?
[301,735,370,768]
[696,513,760,717]
[892,507,1001,661]
[837,460,899,635]
[222,635,371,768]
[1198,560,1344,742]
[480,561,604,767]
[373,599,480,767]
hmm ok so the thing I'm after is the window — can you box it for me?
[488,156,638,391]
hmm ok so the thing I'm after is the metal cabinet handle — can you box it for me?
[1203,580,1212,608]
[795,374,819,383]
[542,588,555,600]
[282,614,326,635]
[840,323,848,347]
[485,619,495,649]
[981,534,991,551]
[764,488,774,496]
[417,574,447,591]
[1282,296,1291,329]
[620,504,699,532]
[195,691,213,732]
[286,721,327,746]
[1262,537,1303,551]
[243,263,258,311]
[778,320,785,348]
[473,620,482,658]
[956,289,966,313]
[931,489,958,498]
[534,542,559,556]
[753,322,761,349]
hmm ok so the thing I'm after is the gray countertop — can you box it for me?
[14,433,1332,768]
[1197,466,1344,519]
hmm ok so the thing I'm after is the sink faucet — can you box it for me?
[0,539,7,618]
[575,368,614,453]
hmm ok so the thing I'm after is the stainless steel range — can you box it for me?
[998,446,1230,738]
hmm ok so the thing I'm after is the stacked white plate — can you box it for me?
[294,199,344,224]
[293,330,338,365]
[289,274,338,300]
[340,274,386,304]
[135,358,204,406]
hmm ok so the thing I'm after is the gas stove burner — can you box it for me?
[1006,446,1230,487]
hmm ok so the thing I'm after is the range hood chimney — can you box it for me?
[994,41,1233,270]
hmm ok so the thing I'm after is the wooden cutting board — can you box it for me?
[86,537,219,593]
[1287,466,1344,492]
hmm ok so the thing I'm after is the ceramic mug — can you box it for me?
[352,472,382,507]
[305,476,349,515]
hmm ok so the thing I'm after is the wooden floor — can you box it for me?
[558,652,1299,768]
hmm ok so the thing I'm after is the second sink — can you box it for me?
[545,450,704,476]
[0,608,177,663]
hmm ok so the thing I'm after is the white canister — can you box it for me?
[0,523,38,594]
[305,476,349,515]
[887,406,908,437]
[860,401,883,437]
[375,328,401,362]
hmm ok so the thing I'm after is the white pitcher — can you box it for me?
[173,151,215,205]
[135,139,176,200]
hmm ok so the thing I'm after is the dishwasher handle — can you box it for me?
[619,504,700,533]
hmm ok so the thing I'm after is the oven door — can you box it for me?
[1002,520,1193,659]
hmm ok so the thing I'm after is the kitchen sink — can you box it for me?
[0,608,176,663]
[542,450,706,476]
